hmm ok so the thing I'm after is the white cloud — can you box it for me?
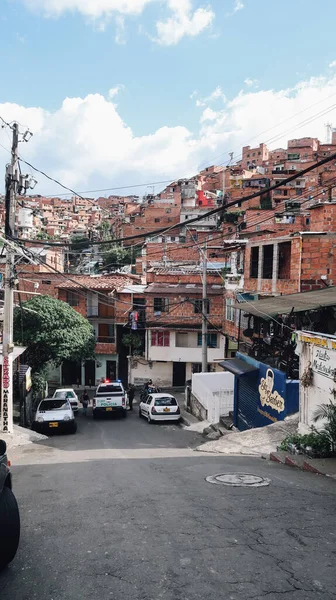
[200,107,219,122]
[225,0,244,17]
[108,84,125,99]
[1,73,336,196]
[154,0,214,46]
[115,15,126,44]
[233,0,244,12]
[329,60,336,68]
[244,78,259,87]
[20,0,215,45]
[195,86,226,107]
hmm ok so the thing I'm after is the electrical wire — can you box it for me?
[198,90,336,169]
[17,150,336,249]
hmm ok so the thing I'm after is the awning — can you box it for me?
[233,286,336,319]
[219,358,258,376]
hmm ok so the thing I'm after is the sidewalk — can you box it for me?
[197,414,299,456]
[270,451,336,480]
[172,391,209,430]
[2,425,47,450]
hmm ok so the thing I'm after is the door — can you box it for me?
[106,360,116,381]
[85,360,96,387]
[62,360,82,386]
[143,396,152,415]
[173,362,186,387]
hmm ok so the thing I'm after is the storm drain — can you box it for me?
[205,473,271,487]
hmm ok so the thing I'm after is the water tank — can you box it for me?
[18,208,33,228]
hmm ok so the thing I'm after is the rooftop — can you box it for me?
[145,283,223,295]
[57,274,135,291]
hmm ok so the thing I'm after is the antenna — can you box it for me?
[325,122,332,144]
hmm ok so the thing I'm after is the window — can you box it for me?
[197,333,218,348]
[154,218,160,223]
[176,332,189,347]
[41,280,51,285]
[250,246,259,278]
[278,241,291,280]
[166,208,171,214]
[226,298,235,322]
[154,297,169,313]
[151,330,170,347]
[66,291,79,307]
[258,151,261,156]
[154,397,177,406]
[247,153,250,158]
[252,153,255,157]
[185,215,189,220]
[247,161,250,165]
[194,299,210,314]
[262,244,274,279]
[98,323,115,343]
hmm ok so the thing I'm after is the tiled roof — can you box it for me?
[57,275,135,291]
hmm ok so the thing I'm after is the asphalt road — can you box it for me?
[1,407,336,600]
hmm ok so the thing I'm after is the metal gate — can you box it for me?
[236,374,260,431]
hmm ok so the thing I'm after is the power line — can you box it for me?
[198,91,336,169]
[20,150,336,249]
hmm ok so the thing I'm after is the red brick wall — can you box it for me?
[146,292,223,327]
[95,342,117,355]
[57,288,87,317]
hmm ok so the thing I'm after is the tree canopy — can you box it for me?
[14,295,95,372]
[103,245,140,269]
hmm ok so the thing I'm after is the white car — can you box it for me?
[53,388,79,413]
[33,398,77,434]
[139,393,181,424]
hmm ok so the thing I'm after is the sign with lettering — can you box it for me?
[258,368,285,414]
[2,356,10,432]
[298,332,336,351]
[312,347,336,379]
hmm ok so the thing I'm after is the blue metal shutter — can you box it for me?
[237,374,260,431]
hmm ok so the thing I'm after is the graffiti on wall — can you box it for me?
[258,368,285,414]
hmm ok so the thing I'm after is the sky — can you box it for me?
[1,0,336,197]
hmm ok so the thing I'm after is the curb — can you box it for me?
[180,413,192,427]
[270,451,336,480]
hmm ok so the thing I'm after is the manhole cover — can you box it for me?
[205,473,271,487]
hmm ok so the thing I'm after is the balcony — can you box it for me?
[224,273,244,291]
[87,307,115,321]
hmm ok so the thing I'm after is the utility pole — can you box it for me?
[202,243,208,373]
[222,167,225,204]
[1,123,19,434]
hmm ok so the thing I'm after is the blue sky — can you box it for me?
[1,0,336,196]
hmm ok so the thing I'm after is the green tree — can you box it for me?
[122,332,143,356]
[103,245,141,269]
[13,295,95,372]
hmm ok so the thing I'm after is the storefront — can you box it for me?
[220,352,299,431]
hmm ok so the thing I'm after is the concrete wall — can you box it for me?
[192,372,234,423]
[296,331,336,433]
[147,330,225,364]
[129,359,172,388]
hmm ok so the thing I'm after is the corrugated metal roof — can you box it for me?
[234,286,336,318]
[120,284,147,294]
